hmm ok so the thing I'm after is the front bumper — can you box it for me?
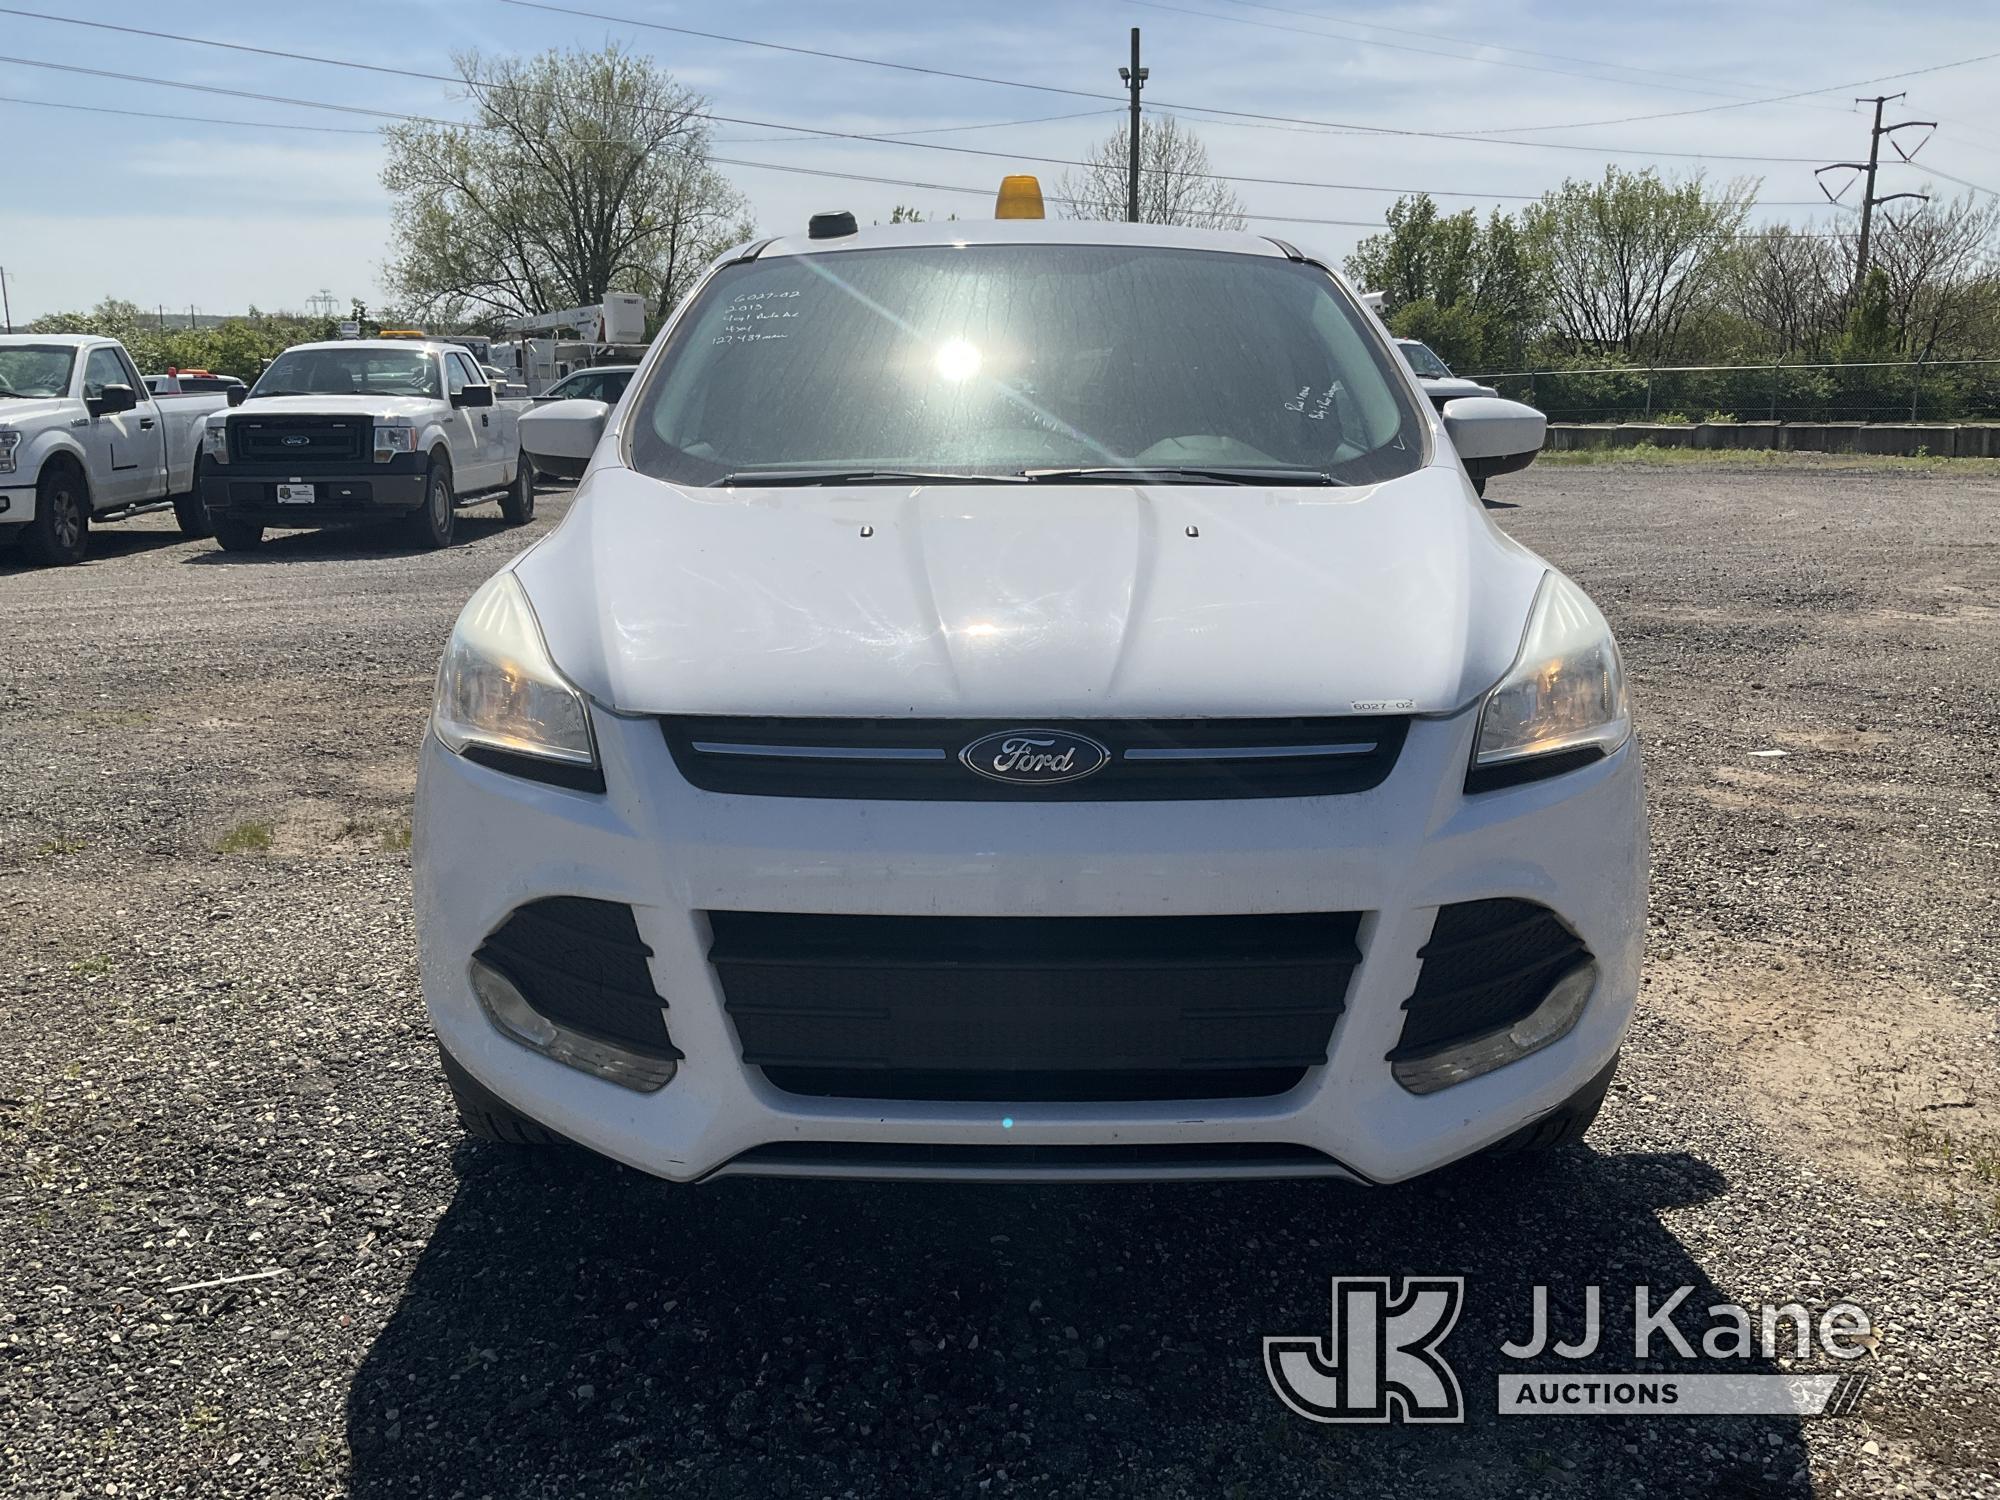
[0,483,34,530]
[413,707,1646,1184]
[203,456,426,525]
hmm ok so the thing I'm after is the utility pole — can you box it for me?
[1817,93,1934,295]
[0,266,12,334]
[1117,28,1147,223]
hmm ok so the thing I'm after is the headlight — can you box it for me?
[374,422,416,460]
[432,572,602,790]
[1469,572,1629,791]
[0,429,19,474]
[201,420,228,462]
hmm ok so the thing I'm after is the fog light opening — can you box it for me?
[468,957,678,1093]
[1391,960,1597,1096]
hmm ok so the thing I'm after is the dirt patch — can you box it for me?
[1649,942,2000,1212]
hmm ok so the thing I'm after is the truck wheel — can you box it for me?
[24,461,90,566]
[173,456,215,539]
[403,458,456,550]
[500,451,535,525]
[213,518,264,552]
[437,1048,565,1147]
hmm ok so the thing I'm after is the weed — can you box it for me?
[67,954,115,978]
[215,820,275,855]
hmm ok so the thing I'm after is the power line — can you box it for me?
[1123,0,1807,104]
[710,108,1121,146]
[0,62,1850,243]
[0,2,1901,167]
[1209,0,1856,106]
[0,90,376,134]
[486,0,2000,158]
[0,11,1866,234]
[0,31,1851,209]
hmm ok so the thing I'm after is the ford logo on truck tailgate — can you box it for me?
[960,728,1111,786]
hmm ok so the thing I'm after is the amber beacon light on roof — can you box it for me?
[994,174,1046,219]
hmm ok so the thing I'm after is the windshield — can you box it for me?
[253,347,440,398]
[629,244,1424,487]
[0,345,77,399]
[1398,341,1453,380]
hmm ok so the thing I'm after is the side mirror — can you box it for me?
[519,398,610,481]
[88,383,140,417]
[452,383,496,409]
[226,385,248,408]
[1442,396,1546,489]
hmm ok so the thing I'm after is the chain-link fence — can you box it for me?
[1467,359,2000,425]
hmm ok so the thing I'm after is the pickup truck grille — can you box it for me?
[709,909,1360,1101]
[661,716,1407,800]
[230,416,370,465]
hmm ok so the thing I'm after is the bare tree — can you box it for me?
[1523,167,1756,362]
[1722,225,1848,360]
[1859,192,2000,360]
[381,45,752,323]
[1056,115,1247,231]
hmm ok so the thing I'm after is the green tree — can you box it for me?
[1345,197,1542,370]
[1522,166,1756,363]
[380,45,754,323]
[27,299,336,380]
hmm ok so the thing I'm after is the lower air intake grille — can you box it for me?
[475,897,680,1057]
[1390,899,1590,1058]
[709,910,1361,1101]
[661,716,1407,800]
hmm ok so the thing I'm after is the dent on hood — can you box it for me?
[514,462,1547,721]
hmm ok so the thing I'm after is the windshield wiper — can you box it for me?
[1022,465,1336,486]
[718,468,1029,487]
[0,389,41,398]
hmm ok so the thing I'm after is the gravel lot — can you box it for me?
[3,462,1997,1499]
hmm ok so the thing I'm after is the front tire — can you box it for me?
[1483,1053,1617,1157]
[402,457,455,550]
[213,518,264,552]
[500,451,535,526]
[173,456,215,539]
[24,462,89,566]
[438,1048,564,1146]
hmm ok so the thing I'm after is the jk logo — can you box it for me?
[1264,1277,1466,1424]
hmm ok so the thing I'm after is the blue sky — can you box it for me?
[3,0,1998,321]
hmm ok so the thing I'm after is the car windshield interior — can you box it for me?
[630,244,1425,486]
[254,348,440,398]
[1398,341,1453,380]
[0,345,78,398]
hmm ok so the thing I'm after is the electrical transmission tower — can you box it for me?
[1817,93,1934,294]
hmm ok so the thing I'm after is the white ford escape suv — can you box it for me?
[412,199,1644,1186]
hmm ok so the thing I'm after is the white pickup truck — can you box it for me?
[197,338,535,552]
[0,334,232,566]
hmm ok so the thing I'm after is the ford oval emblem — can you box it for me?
[281,435,311,447]
[959,728,1111,786]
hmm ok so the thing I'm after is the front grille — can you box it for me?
[1388,899,1590,1059]
[662,716,1407,800]
[230,415,369,465]
[708,910,1360,1101]
[475,897,681,1058]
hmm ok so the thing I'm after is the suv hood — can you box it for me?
[231,394,439,421]
[515,462,1548,719]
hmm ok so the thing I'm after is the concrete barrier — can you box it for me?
[1545,421,2000,458]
